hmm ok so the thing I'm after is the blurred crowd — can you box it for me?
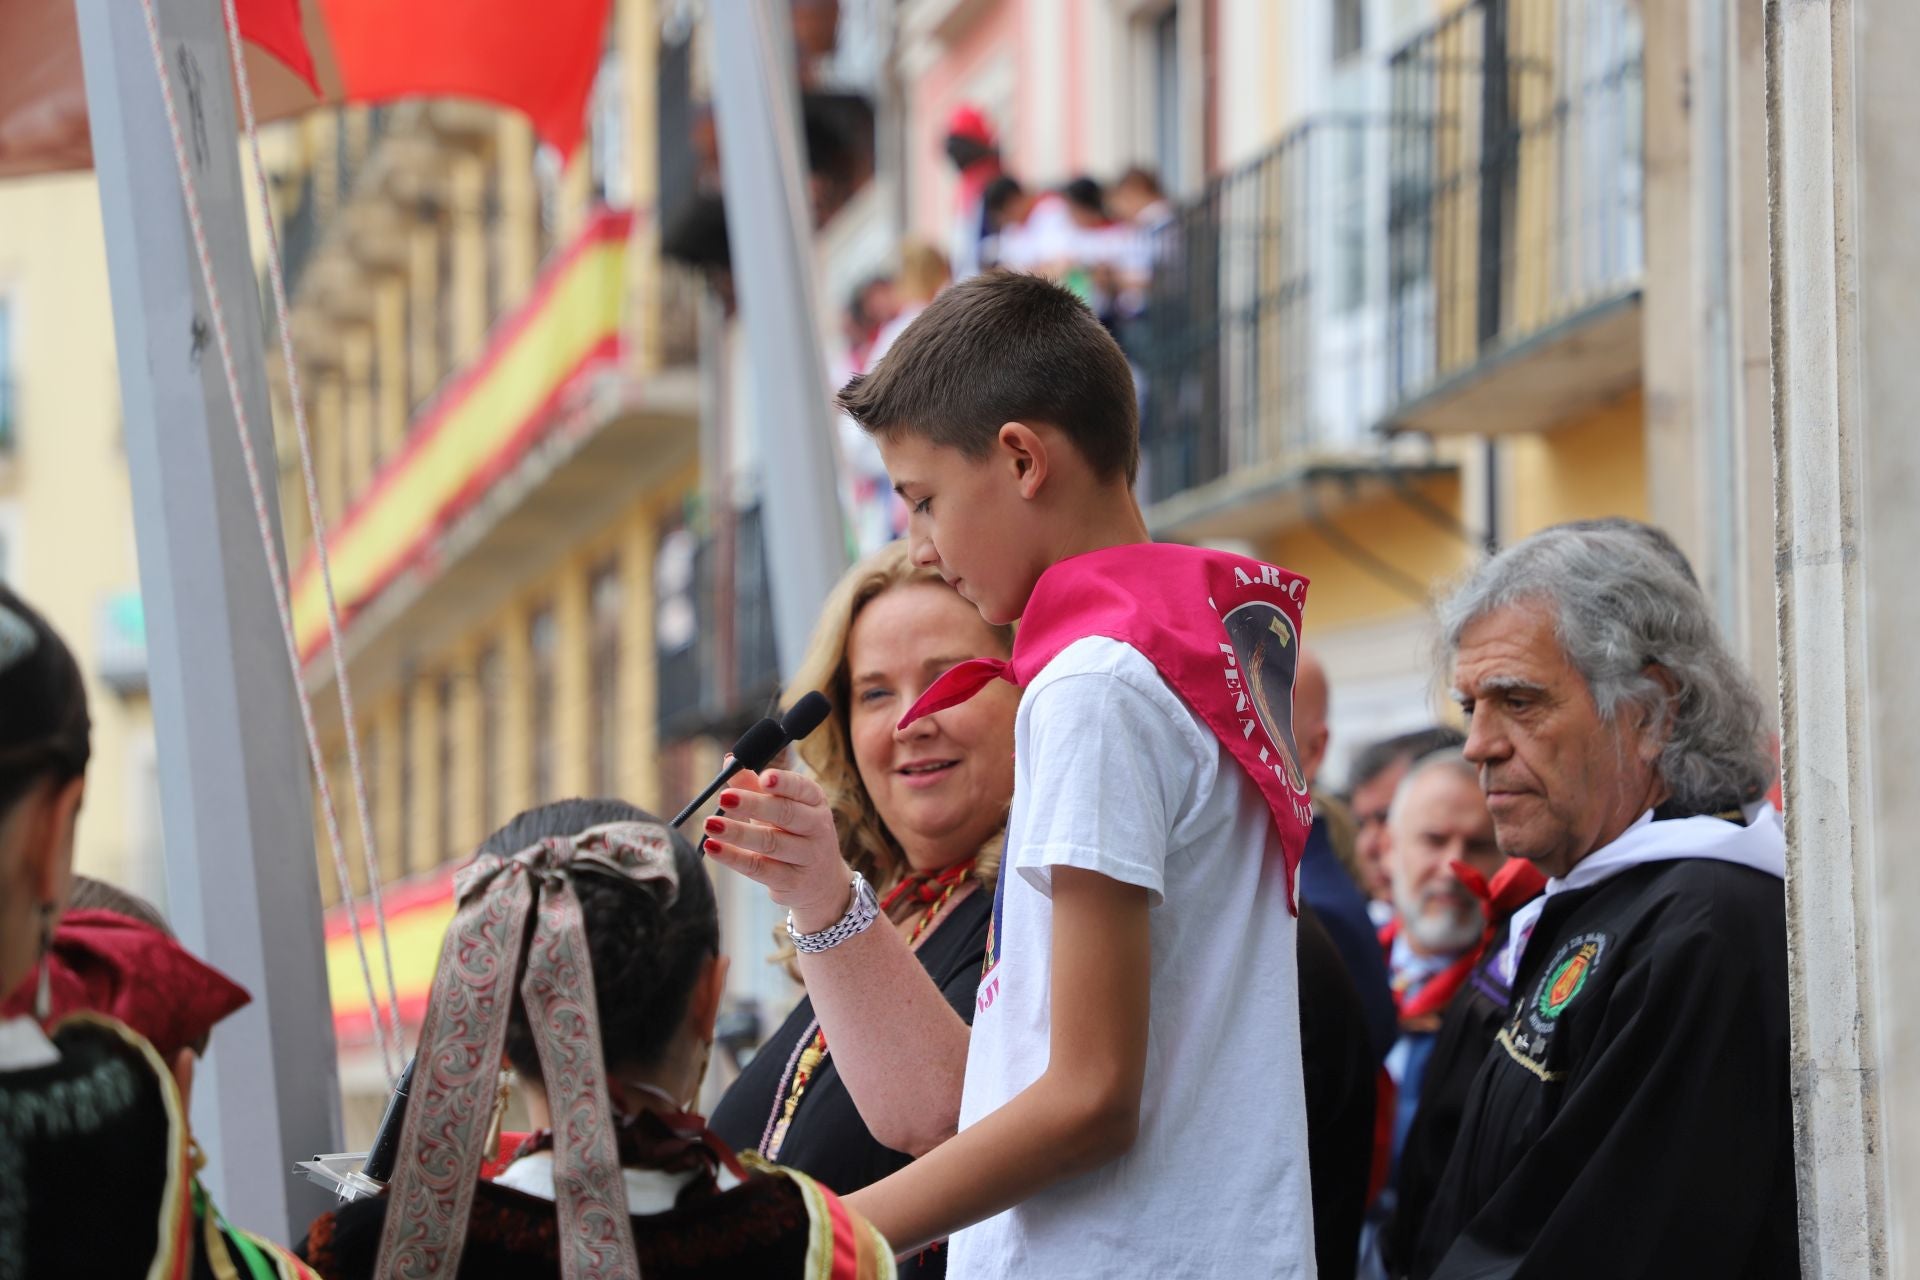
[834,105,1170,552]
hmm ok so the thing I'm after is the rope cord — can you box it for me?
[134,0,401,1082]
[215,0,404,1074]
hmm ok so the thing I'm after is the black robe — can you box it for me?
[1413,856,1799,1279]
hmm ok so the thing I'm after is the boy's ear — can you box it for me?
[997,421,1049,499]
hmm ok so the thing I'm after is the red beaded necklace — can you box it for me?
[759,856,977,1159]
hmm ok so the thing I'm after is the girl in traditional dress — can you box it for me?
[0,584,277,1279]
[298,798,894,1280]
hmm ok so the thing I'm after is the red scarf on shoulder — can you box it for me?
[900,544,1314,911]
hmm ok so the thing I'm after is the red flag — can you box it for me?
[320,0,612,157]
[243,0,320,95]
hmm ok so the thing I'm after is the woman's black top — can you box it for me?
[711,886,991,1269]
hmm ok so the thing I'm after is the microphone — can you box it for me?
[672,717,789,828]
[360,1055,416,1184]
[779,690,831,744]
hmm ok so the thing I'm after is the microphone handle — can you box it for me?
[671,758,745,828]
[362,1056,416,1184]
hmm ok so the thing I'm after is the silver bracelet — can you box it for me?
[786,871,879,954]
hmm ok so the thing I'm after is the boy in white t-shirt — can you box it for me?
[704,272,1316,1277]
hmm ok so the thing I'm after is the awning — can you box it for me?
[1,0,608,180]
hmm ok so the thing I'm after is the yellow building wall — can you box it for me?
[1263,476,1472,633]
[1503,390,1649,540]
[0,175,162,902]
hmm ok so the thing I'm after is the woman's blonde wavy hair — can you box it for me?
[784,540,1013,897]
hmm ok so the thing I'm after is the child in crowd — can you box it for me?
[704,272,1318,1277]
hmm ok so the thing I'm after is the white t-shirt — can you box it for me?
[948,637,1314,1279]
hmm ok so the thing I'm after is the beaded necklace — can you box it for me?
[758,857,977,1159]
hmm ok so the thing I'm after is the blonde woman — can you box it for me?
[712,542,1015,1271]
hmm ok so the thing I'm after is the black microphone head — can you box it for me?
[780,691,832,743]
[730,717,790,773]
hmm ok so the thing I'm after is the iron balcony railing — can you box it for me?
[1385,0,1644,405]
[655,503,780,741]
[1132,117,1399,509]
[278,104,394,300]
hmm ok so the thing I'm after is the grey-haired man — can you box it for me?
[1412,522,1798,1280]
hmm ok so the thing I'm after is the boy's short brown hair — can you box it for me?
[837,271,1140,483]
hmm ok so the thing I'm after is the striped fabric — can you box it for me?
[740,1154,897,1280]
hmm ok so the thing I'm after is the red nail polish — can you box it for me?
[718,792,740,809]
[702,838,718,855]
[764,772,779,789]
[704,816,725,834]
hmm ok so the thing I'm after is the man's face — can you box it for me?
[880,429,1049,626]
[1386,766,1503,955]
[1352,757,1409,901]
[1452,600,1663,880]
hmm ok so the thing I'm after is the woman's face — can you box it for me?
[845,582,1017,874]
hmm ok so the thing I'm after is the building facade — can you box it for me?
[0,174,165,909]
[877,0,1772,782]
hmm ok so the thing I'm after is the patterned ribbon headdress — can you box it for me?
[375,821,683,1280]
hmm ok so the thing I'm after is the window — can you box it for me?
[1333,0,1366,62]
[359,731,379,886]
[436,674,455,863]
[436,220,456,381]
[397,690,413,870]
[535,145,563,263]
[589,558,624,796]
[477,644,503,831]
[529,607,558,801]
[590,44,630,207]
[0,502,16,583]
[0,298,13,453]
[1151,9,1182,193]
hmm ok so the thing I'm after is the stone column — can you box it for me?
[1768,0,1920,1270]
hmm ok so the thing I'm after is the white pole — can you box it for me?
[73,0,340,1239]
[707,0,850,678]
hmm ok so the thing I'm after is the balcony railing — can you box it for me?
[276,105,396,301]
[1385,0,1644,408]
[1133,118,1396,508]
[655,503,780,741]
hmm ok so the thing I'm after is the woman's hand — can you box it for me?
[701,768,855,931]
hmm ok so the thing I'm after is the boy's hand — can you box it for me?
[701,768,855,930]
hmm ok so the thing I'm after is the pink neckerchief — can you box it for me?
[900,544,1314,912]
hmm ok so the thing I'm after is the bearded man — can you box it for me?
[1377,751,1504,1165]
[1412,523,1797,1280]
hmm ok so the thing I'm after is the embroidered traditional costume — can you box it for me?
[297,820,893,1280]
[0,917,318,1280]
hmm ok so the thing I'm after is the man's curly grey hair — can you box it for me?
[1437,522,1774,816]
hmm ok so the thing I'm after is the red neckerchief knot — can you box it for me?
[891,544,1315,913]
[899,657,1013,731]
[1384,858,1549,1024]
